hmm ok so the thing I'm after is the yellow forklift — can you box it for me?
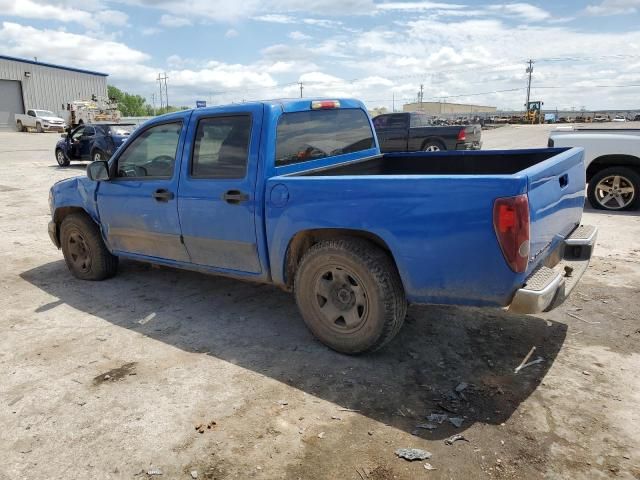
[524,101,543,124]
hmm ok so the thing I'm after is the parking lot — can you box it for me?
[1,126,639,479]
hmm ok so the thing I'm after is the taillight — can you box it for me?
[457,128,466,141]
[493,194,530,273]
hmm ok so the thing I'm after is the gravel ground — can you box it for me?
[0,127,639,480]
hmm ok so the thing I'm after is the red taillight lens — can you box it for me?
[311,100,340,109]
[457,128,466,141]
[493,194,530,273]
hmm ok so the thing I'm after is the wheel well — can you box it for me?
[421,137,445,149]
[283,228,396,290]
[53,207,90,242]
[587,155,640,182]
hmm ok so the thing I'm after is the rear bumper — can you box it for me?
[509,225,597,314]
[455,141,482,150]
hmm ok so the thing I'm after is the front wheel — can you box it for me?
[36,123,44,133]
[294,239,406,354]
[60,213,118,281]
[587,167,639,211]
[55,149,70,167]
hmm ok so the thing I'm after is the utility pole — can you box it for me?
[525,59,534,110]
[157,72,169,111]
[298,82,303,98]
[419,84,424,108]
[392,92,395,113]
[151,93,156,116]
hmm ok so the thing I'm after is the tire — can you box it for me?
[60,213,118,281]
[423,140,445,152]
[55,149,70,167]
[36,122,44,133]
[16,120,24,132]
[294,238,407,354]
[91,149,105,163]
[587,167,640,211]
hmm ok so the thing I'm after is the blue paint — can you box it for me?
[50,98,586,309]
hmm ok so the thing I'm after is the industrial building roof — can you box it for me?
[0,55,108,77]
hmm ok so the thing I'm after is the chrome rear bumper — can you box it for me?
[509,225,597,314]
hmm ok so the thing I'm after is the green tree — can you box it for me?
[107,85,149,117]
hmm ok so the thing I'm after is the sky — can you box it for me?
[1,0,639,111]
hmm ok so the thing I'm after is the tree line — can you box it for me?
[107,85,189,117]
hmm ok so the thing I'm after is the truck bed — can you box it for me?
[267,147,585,307]
[297,148,567,176]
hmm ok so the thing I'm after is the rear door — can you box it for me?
[373,114,408,152]
[96,118,190,261]
[177,105,263,273]
[524,147,585,269]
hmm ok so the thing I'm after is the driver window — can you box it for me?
[71,127,85,141]
[117,122,182,178]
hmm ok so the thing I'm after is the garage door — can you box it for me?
[0,80,25,128]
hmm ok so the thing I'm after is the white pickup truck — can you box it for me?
[549,127,640,211]
[15,109,67,133]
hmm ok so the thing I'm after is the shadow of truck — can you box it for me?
[21,259,566,440]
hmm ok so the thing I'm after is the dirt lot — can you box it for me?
[1,126,639,480]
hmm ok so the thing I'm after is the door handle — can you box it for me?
[223,190,249,204]
[152,189,174,202]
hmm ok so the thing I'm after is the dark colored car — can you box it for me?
[55,123,135,167]
[372,112,481,153]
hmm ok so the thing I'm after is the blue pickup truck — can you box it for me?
[48,98,596,354]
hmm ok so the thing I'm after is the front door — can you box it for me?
[68,125,85,160]
[373,114,408,153]
[96,119,190,262]
[177,106,263,273]
[79,125,95,160]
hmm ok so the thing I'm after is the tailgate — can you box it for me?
[524,147,585,272]
[464,124,482,143]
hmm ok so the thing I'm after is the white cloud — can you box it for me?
[585,0,640,15]
[252,14,296,23]
[376,2,465,11]
[225,28,239,38]
[159,14,192,27]
[94,9,129,26]
[488,3,551,22]
[0,0,129,30]
[0,21,150,72]
[141,27,161,35]
[302,18,343,27]
[288,30,312,40]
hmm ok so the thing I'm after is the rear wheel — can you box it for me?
[587,167,639,211]
[55,149,70,167]
[423,140,445,152]
[60,213,118,280]
[294,238,406,354]
[16,120,24,132]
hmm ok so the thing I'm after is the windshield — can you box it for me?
[35,110,56,117]
[108,125,135,136]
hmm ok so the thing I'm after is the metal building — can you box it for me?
[403,101,497,115]
[0,55,108,130]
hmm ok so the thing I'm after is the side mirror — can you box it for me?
[60,133,67,138]
[87,160,109,181]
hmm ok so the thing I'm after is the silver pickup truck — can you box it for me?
[549,127,640,211]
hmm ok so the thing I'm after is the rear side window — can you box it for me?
[275,109,375,167]
[192,115,251,178]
